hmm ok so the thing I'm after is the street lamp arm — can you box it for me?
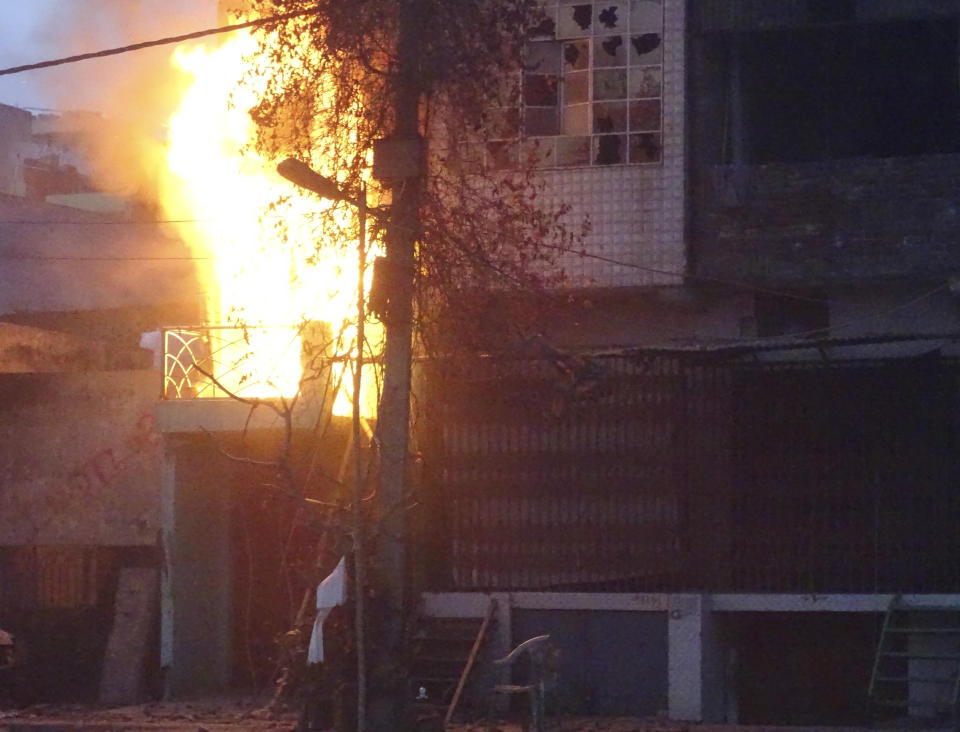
[276,158,388,222]
[277,157,347,201]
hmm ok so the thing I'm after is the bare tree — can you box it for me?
[211,1,586,729]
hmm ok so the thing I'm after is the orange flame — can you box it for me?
[159,29,379,416]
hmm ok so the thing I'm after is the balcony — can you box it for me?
[156,324,334,434]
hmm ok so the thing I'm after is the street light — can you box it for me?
[277,156,369,731]
[277,157,355,204]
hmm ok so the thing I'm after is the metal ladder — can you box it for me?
[869,596,960,727]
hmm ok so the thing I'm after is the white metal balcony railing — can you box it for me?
[161,325,310,400]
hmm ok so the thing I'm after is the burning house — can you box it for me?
[157,0,960,725]
[2,0,960,726]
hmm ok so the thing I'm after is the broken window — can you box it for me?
[737,19,960,163]
[488,0,664,168]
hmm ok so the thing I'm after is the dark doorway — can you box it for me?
[731,612,879,725]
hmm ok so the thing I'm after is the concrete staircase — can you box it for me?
[410,599,497,725]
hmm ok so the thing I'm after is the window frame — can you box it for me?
[487,0,666,169]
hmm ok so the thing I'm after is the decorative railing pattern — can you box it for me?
[161,325,305,400]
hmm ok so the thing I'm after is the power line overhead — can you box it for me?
[0,7,320,78]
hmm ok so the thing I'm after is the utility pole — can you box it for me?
[368,0,422,728]
[352,183,368,732]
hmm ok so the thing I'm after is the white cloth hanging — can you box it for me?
[306,556,346,664]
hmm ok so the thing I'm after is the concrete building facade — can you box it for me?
[0,133,199,702]
[6,0,952,723]
[411,0,960,726]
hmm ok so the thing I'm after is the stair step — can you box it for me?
[887,627,960,634]
[415,625,481,633]
[415,618,485,632]
[414,639,477,652]
[880,652,960,660]
[411,601,498,724]
[413,675,461,684]
[875,675,958,684]
[414,655,470,664]
[872,698,956,709]
[411,666,469,677]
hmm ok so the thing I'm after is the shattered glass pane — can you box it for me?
[522,138,557,167]
[557,135,592,165]
[629,33,662,64]
[593,68,627,99]
[593,134,625,165]
[558,4,592,38]
[526,41,561,74]
[629,132,661,163]
[524,106,560,136]
[524,74,559,106]
[501,0,665,166]
[628,65,661,97]
[528,7,558,39]
[629,0,662,32]
[595,35,627,67]
[564,70,589,104]
[593,101,628,132]
[486,140,519,169]
[563,40,590,71]
[595,4,623,32]
[562,103,590,134]
[629,98,660,131]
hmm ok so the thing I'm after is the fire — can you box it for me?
[159,28,379,416]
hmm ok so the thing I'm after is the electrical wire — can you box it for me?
[0,218,210,225]
[0,22,924,314]
[0,10,819,308]
[0,2,926,314]
[756,282,951,343]
[0,7,321,78]
[0,254,212,261]
[0,215,949,346]
[0,222,943,331]
[0,215,822,300]
[542,242,827,303]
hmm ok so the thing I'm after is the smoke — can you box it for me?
[26,0,219,200]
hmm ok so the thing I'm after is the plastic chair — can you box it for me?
[488,634,553,732]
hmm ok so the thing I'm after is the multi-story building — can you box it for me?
[412,0,960,726]
[25,0,954,723]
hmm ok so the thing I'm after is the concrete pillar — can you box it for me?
[491,592,512,663]
[160,440,234,696]
[668,594,722,722]
[159,446,176,694]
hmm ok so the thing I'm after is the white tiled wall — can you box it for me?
[542,0,685,288]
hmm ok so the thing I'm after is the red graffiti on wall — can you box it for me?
[66,412,159,494]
